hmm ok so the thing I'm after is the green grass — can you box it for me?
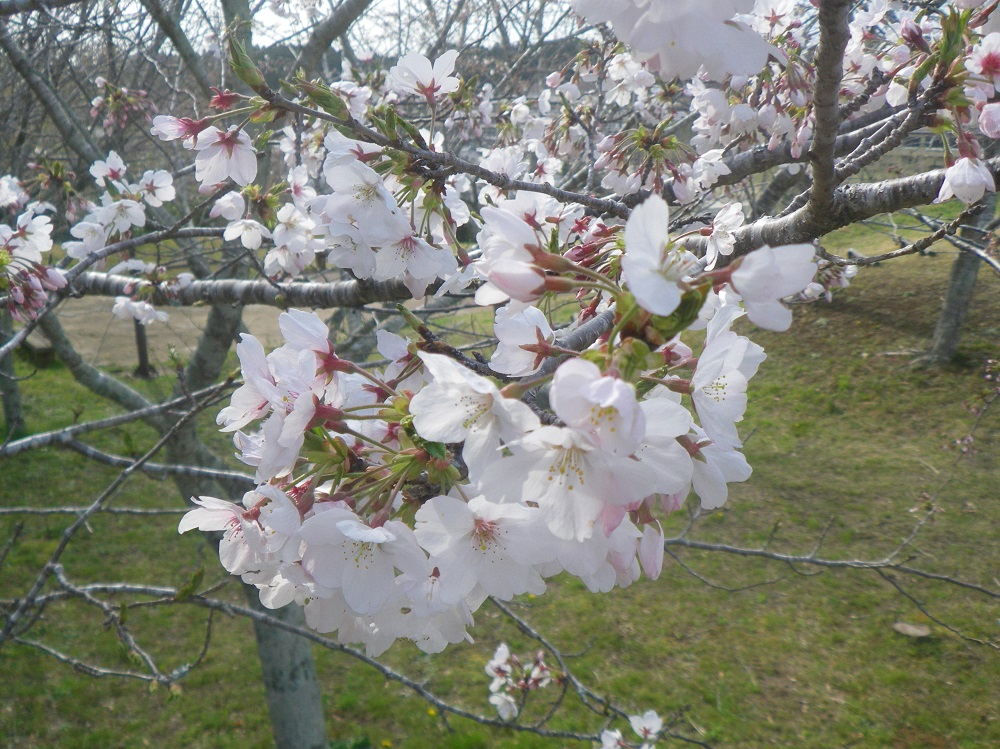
[2,225,999,748]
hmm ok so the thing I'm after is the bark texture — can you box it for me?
[0,311,25,438]
[244,588,329,749]
[920,248,982,365]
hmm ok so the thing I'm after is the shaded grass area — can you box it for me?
[2,228,999,749]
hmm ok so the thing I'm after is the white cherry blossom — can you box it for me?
[194,126,257,186]
[936,157,996,205]
[622,195,699,316]
[729,244,818,331]
[388,49,460,102]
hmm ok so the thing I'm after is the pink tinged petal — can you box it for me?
[638,523,665,581]
[229,148,258,186]
[691,442,752,510]
[278,309,330,352]
[431,49,459,82]
[551,358,644,454]
[178,496,240,533]
[195,148,230,186]
[411,384,489,442]
[980,103,1000,138]
[622,196,694,317]
[414,495,474,556]
[218,530,255,574]
[730,244,817,331]
[304,594,350,633]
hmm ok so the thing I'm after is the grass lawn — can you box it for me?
[1,220,998,749]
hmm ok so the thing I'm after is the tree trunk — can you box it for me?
[132,319,156,379]
[244,586,329,749]
[173,297,331,749]
[918,248,981,365]
[916,192,993,366]
[0,311,25,438]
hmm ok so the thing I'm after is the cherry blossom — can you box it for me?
[388,50,460,103]
[936,157,997,205]
[178,495,265,574]
[112,296,168,325]
[300,508,413,615]
[410,352,539,481]
[93,197,146,235]
[134,170,176,207]
[210,191,246,221]
[621,195,699,317]
[490,302,555,376]
[729,244,818,331]
[414,495,550,605]
[704,201,745,269]
[149,114,208,147]
[89,151,126,187]
[63,221,108,260]
[193,126,257,186]
[224,218,271,250]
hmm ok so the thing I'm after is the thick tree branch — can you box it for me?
[137,0,214,98]
[293,0,375,77]
[71,270,418,307]
[688,159,1000,257]
[806,0,852,214]
[0,0,85,18]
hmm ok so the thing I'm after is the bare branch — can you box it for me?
[877,571,999,651]
[0,0,85,16]
[663,538,1000,600]
[0,379,231,647]
[0,381,234,458]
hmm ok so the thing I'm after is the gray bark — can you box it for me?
[919,247,982,366]
[916,171,996,365]
[751,165,807,220]
[294,0,375,77]
[0,311,25,438]
[244,589,329,749]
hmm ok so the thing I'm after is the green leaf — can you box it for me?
[174,567,204,602]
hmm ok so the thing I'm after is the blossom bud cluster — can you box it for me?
[0,199,63,321]
[484,643,555,720]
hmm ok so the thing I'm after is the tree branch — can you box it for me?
[137,0,215,98]
[806,0,852,214]
[0,0,86,18]
[293,0,375,77]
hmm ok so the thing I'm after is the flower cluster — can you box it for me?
[179,189,819,651]
[150,32,842,657]
[90,77,154,133]
[0,201,63,321]
[484,644,557,720]
[3,0,983,695]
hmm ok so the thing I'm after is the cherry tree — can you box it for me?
[1,1,999,747]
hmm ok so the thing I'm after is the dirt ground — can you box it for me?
[23,297,286,372]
